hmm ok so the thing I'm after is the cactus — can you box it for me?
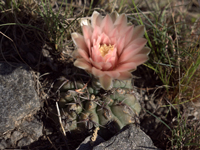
[53,77,141,136]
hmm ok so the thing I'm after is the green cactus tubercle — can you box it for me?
[53,77,141,134]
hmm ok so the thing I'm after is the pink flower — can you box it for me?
[71,11,150,90]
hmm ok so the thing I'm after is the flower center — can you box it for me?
[99,44,114,57]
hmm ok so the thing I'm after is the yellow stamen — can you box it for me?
[99,44,114,57]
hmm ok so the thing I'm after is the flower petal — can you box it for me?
[119,38,147,63]
[77,48,89,61]
[91,67,105,77]
[91,44,103,63]
[99,75,112,90]
[80,18,90,26]
[71,32,87,50]
[117,36,125,55]
[114,62,137,72]
[110,11,119,22]
[114,13,127,27]
[124,25,134,46]
[91,11,103,27]
[105,71,120,78]
[82,25,92,41]
[109,27,118,38]
[92,26,101,40]
[101,32,111,45]
[89,58,102,70]
[117,72,133,80]
[85,38,91,55]
[72,49,81,58]
[131,25,145,41]
[101,62,112,70]
[74,58,92,71]
[137,47,151,55]
[104,47,118,68]
[124,54,149,66]
[100,14,114,35]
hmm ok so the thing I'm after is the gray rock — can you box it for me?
[0,62,41,135]
[0,139,7,149]
[18,117,43,141]
[93,124,159,150]
[2,115,44,148]
[76,135,105,150]
[17,137,34,147]
[10,131,23,145]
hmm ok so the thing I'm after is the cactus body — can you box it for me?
[53,77,141,135]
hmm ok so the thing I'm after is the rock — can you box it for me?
[0,62,42,148]
[93,124,159,150]
[0,114,43,148]
[10,131,23,145]
[17,137,34,147]
[76,135,105,150]
[0,62,41,135]
[0,139,8,149]
[19,117,43,141]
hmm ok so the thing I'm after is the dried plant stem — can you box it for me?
[47,136,58,150]
[56,102,66,136]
